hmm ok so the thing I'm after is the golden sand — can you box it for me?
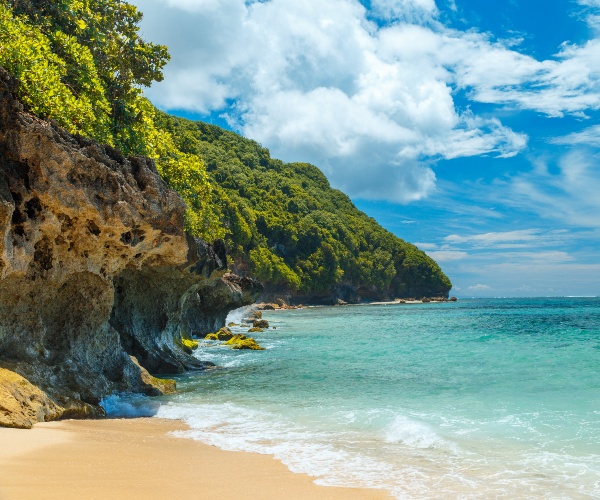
[0,418,389,500]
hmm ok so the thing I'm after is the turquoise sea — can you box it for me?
[104,298,600,498]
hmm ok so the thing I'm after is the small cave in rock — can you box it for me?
[11,206,25,225]
[86,220,101,237]
[24,197,42,219]
[58,213,73,231]
[120,228,145,246]
[33,238,53,271]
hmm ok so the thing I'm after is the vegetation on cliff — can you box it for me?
[0,0,221,238]
[156,113,452,298]
[0,0,451,299]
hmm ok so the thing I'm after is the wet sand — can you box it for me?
[0,418,389,500]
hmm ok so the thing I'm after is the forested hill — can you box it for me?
[156,113,452,302]
[0,0,451,303]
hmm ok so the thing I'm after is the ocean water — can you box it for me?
[104,298,600,498]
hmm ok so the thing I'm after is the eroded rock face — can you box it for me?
[110,236,262,374]
[0,68,261,426]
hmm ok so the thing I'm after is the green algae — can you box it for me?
[225,334,265,350]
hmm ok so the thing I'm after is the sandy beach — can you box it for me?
[0,418,389,500]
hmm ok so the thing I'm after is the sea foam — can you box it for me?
[384,414,458,452]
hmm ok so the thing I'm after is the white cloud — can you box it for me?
[578,0,600,6]
[370,0,438,22]
[414,242,438,250]
[134,0,600,202]
[445,229,541,245]
[426,250,468,261]
[497,251,574,264]
[552,125,600,147]
[135,0,533,202]
[505,149,600,228]
[467,284,492,291]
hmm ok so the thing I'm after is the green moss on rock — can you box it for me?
[225,334,265,350]
[181,338,199,351]
[130,356,176,395]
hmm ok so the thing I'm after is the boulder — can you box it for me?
[0,368,63,429]
[129,357,176,396]
[204,327,234,341]
[178,337,199,355]
[225,335,265,350]
[253,319,269,329]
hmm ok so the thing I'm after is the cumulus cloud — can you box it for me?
[134,0,600,202]
[370,0,438,22]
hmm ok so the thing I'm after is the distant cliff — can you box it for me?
[0,69,261,428]
[157,113,452,304]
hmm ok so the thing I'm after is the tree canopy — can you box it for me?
[155,113,452,298]
[0,0,222,238]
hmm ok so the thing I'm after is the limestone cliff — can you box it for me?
[0,69,261,428]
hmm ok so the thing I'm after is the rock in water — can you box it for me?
[252,319,269,329]
[208,327,234,341]
[225,335,265,350]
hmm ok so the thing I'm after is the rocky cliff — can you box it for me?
[0,69,261,428]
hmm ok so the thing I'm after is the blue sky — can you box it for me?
[132,0,600,297]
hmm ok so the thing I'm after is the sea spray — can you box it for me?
[101,394,160,418]
[225,304,256,325]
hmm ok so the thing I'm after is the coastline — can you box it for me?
[0,418,390,500]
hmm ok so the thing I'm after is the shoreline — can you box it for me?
[254,297,456,311]
[0,417,390,500]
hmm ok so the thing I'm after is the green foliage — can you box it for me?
[150,128,225,240]
[0,4,112,140]
[155,112,453,298]
[5,0,169,154]
[248,247,301,290]
[0,1,220,240]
